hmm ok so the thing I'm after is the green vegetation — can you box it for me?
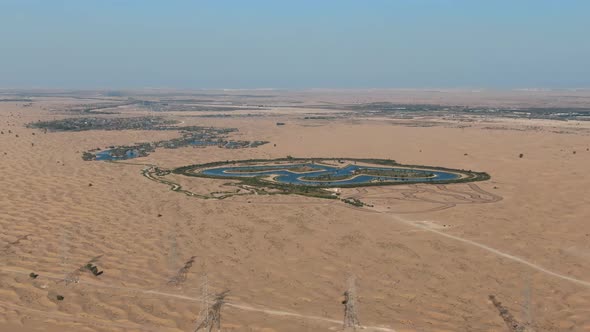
[300,168,434,182]
[227,165,318,174]
[27,117,269,161]
[140,166,337,200]
[29,116,179,132]
[82,152,96,161]
[341,198,373,207]
[237,176,337,199]
[297,102,590,121]
[304,173,350,181]
[356,168,434,178]
[171,157,491,200]
[285,165,318,173]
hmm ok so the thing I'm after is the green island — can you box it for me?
[159,158,490,200]
[27,117,268,161]
[226,164,319,174]
[300,168,435,181]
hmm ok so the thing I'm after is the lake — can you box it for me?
[200,163,459,186]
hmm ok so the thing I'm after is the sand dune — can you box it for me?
[1,94,589,331]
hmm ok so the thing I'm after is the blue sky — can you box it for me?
[1,0,589,88]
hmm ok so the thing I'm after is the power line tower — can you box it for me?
[342,276,361,331]
[197,274,210,328]
[195,273,229,332]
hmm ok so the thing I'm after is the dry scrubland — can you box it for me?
[1,90,590,331]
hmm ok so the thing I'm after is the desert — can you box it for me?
[0,89,589,331]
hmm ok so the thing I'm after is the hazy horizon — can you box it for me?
[1,0,589,89]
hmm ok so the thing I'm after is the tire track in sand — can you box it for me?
[380,212,590,289]
[0,266,396,332]
[340,185,590,289]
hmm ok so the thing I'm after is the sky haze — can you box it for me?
[1,0,589,89]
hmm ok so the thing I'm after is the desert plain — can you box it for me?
[1,89,590,331]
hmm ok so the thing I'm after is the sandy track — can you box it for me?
[127,170,590,289]
[136,169,590,289]
[351,183,503,213]
[339,184,590,289]
[379,213,590,289]
[2,100,590,331]
[0,266,396,332]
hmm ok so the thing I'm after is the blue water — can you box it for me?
[191,140,219,146]
[95,149,140,161]
[201,163,459,186]
[93,140,252,160]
